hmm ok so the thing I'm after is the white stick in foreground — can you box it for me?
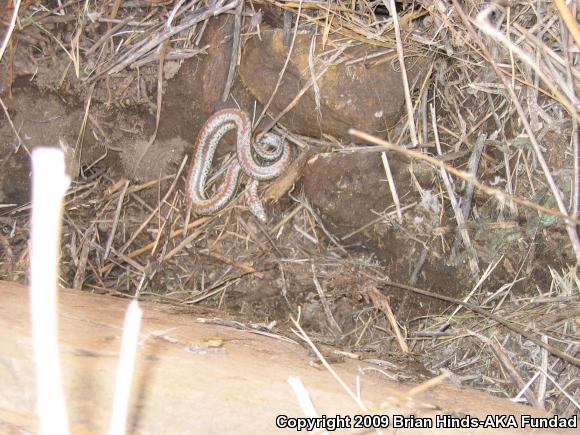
[109,299,143,435]
[30,147,71,435]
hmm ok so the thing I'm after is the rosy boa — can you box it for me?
[186,109,291,222]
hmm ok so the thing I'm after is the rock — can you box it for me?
[158,14,237,144]
[302,150,436,262]
[120,137,187,182]
[304,152,393,230]
[155,14,261,173]
[303,151,429,231]
[0,88,81,206]
[240,30,429,140]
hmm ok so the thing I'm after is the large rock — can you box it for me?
[240,30,429,140]
[302,151,436,265]
[157,14,237,145]
[303,151,430,232]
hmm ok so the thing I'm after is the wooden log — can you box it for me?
[0,281,557,434]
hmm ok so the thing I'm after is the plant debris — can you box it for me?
[1,0,578,417]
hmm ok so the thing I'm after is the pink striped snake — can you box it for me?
[186,109,291,222]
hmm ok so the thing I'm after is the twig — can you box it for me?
[73,225,94,290]
[287,377,320,421]
[109,300,143,435]
[312,264,342,337]
[30,148,71,435]
[450,132,487,260]
[199,249,264,278]
[405,371,450,398]
[116,156,188,256]
[470,331,542,409]
[453,261,500,317]
[528,364,580,411]
[348,129,580,226]
[255,0,304,127]
[221,0,243,102]
[0,233,14,279]
[453,0,580,263]
[431,104,479,274]
[379,281,580,367]
[409,246,428,285]
[560,10,580,250]
[100,1,239,77]
[261,45,346,133]
[0,95,26,153]
[132,38,169,176]
[104,180,129,260]
[341,202,418,241]
[290,316,370,414]
[368,286,409,353]
[553,0,580,48]
[86,16,133,55]
[0,0,22,62]
[270,203,304,236]
[288,191,347,254]
[384,0,418,147]
[162,229,204,263]
[380,152,402,223]
[537,335,549,409]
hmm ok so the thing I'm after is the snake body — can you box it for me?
[186,109,291,222]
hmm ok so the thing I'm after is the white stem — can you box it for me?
[30,148,71,435]
[109,300,143,435]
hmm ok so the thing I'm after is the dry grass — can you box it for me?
[0,0,578,418]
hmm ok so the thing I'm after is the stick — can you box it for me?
[0,0,22,62]
[384,0,418,147]
[379,281,580,367]
[30,148,71,435]
[348,129,580,225]
[109,300,143,435]
[221,0,243,102]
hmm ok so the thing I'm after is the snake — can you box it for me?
[186,108,291,222]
